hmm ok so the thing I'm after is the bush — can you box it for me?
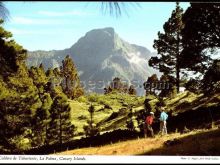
[77,96,88,103]
[118,108,127,115]
[87,93,98,102]
[9,135,32,152]
[83,123,100,137]
[185,79,202,94]
[104,104,112,110]
[98,99,110,106]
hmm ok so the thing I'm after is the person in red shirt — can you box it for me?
[144,112,155,138]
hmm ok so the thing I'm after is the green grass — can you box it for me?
[69,91,220,138]
[54,90,220,155]
[69,93,146,137]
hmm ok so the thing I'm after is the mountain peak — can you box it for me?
[85,27,115,38]
[73,27,117,51]
[102,27,115,33]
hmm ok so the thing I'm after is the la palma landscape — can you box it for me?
[0,1,220,159]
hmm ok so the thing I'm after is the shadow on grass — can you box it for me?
[21,129,141,155]
[167,105,220,133]
[138,128,220,156]
[168,92,192,107]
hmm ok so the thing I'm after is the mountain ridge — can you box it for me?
[27,27,160,94]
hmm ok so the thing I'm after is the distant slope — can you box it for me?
[27,27,160,94]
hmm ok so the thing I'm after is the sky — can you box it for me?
[3,2,190,52]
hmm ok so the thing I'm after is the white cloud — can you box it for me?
[38,10,93,17]
[12,16,70,25]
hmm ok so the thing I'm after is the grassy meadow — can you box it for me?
[48,90,220,156]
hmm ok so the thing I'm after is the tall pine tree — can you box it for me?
[83,104,99,137]
[32,93,52,147]
[0,19,42,153]
[149,2,184,93]
[181,3,220,74]
[29,64,48,94]
[60,55,84,99]
[47,95,76,145]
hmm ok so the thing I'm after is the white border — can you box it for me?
[0,155,220,164]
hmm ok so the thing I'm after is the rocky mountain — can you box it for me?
[27,27,160,95]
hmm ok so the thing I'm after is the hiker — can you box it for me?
[144,112,155,138]
[159,107,168,135]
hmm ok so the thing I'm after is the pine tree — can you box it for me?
[145,74,159,94]
[83,104,99,137]
[60,55,84,99]
[45,67,63,98]
[159,74,175,97]
[0,19,42,153]
[202,60,220,94]
[0,19,27,77]
[149,2,184,93]
[105,77,130,94]
[32,93,52,147]
[47,95,76,145]
[128,85,136,95]
[28,64,48,93]
[181,3,220,74]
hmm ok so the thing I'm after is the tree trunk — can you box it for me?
[176,30,180,93]
[176,63,180,93]
[90,112,93,128]
[59,113,62,145]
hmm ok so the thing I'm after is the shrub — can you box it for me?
[83,123,100,137]
[104,104,112,110]
[77,96,88,103]
[9,135,32,152]
[87,93,98,102]
[98,99,110,106]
